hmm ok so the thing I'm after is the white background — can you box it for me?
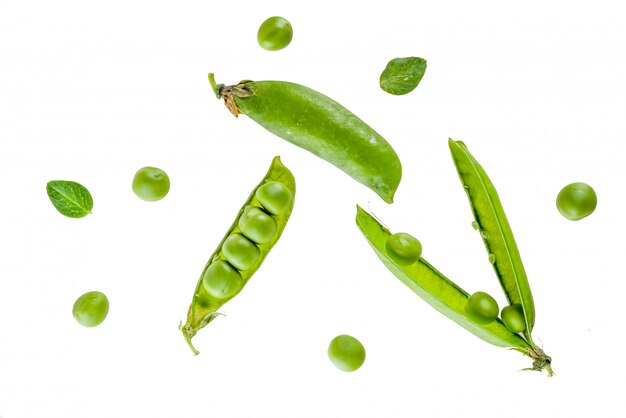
[1,0,625,417]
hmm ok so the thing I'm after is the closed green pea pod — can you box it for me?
[181,157,296,355]
[209,73,402,203]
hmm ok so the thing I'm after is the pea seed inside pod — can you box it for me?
[238,206,277,244]
[202,260,244,300]
[500,304,526,333]
[222,233,261,271]
[255,181,293,215]
[385,232,422,265]
[464,291,499,325]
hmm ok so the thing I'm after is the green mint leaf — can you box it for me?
[380,57,427,95]
[46,180,94,218]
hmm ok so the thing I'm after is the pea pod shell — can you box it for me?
[181,156,295,354]
[448,139,535,342]
[355,206,531,350]
[216,76,402,204]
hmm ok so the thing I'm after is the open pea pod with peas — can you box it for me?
[181,156,295,355]
[356,140,552,375]
[208,73,402,204]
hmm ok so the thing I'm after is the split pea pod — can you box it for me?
[355,206,530,350]
[448,139,535,342]
[356,207,552,374]
[209,73,402,204]
[181,156,295,355]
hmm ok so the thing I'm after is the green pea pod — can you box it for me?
[209,73,402,204]
[181,156,295,355]
[356,206,552,374]
[448,139,535,342]
[355,206,530,349]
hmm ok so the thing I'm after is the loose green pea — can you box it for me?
[202,260,243,300]
[132,166,170,202]
[501,304,526,333]
[255,181,293,215]
[72,291,109,327]
[257,16,293,51]
[238,207,277,244]
[327,334,366,372]
[465,291,499,325]
[222,233,261,271]
[556,182,597,221]
[386,232,422,265]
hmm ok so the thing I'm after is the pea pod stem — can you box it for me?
[208,73,221,98]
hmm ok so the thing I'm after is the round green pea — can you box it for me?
[501,304,526,333]
[202,260,243,300]
[222,233,260,271]
[465,291,499,325]
[327,334,366,372]
[257,16,293,51]
[132,166,170,202]
[385,232,422,265]
[72,291,109,327]
[556,182,597,221]
[255,181,292,215]
[238,207,277,244]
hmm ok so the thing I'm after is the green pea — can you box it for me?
[556,182,597,221]
[72,291,109,327]
[257,16,293,51]
[464,291,499,325]
[222,233,260,271]
[255,181,293,215]
[238,207,277,244]
[327,334,366,372]
[202,260,243,300]
[385,232,422,265]
[132,166,170,202]
[501,304,526,333]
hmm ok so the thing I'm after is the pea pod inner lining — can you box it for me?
[448,139,536,341]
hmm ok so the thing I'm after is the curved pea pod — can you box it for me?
[356,206,529,349]
[181,156,295,355]
[355,207,552,375]
[448,139,535,343]
[209,73,402,204]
